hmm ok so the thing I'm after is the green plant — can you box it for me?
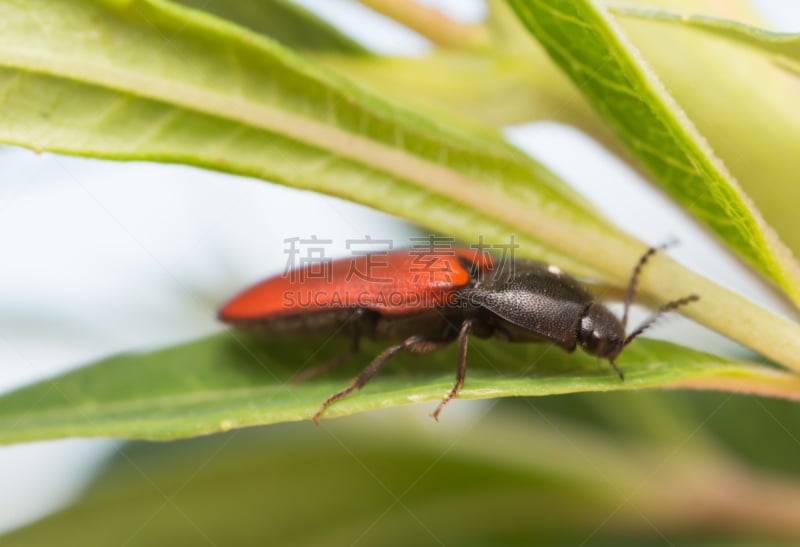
[2,1,800,544]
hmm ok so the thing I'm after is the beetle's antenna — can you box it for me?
[621,245,662,331]
[624,294,699,347]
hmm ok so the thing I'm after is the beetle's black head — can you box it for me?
[578,303,626,362]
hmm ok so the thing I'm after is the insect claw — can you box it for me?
[610,360,625,381]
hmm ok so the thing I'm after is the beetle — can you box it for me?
[218,245,698,423]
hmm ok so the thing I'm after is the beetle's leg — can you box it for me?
[292,330,360,383]
[432,319,476,421]
[312,335,448,424]
[293,309,369,383]
[608,359,624,381]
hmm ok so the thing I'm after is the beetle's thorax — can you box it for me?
[578,302,625,360]
[458,262,594,350]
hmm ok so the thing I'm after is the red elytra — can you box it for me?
[218,247,494,321]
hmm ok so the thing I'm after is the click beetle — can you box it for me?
[218,245,698,423]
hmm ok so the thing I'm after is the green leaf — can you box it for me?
[611,5,800,73]
[315,1,605,128]
[606,3,800,261]
[1,0,799,371]
[317,50,609,129]
[320,2,800,263]
[173,0,369,53]
[0,332,796,443]
[5,406,800,544]
[3,0,800,440]
[505,0,800,306]
[0,0,625,278]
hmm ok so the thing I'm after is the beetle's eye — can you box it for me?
[580,327,604,355]
[580,303,626,359]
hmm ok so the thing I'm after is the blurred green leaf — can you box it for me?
[612,5,800,70]
[4,407,800,545]
[174,0,369,53]
[0,332,796,443]
[318,49,610,130]
[505,0,800,306]
[526,389,800,477]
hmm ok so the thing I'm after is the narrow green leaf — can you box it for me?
[612,5,800,74]
[606,4,800,263]
[0,333,795,443]
[319,2,800,262]
[505,0,800,306]
[3,0,800,413]
[173,0,369,53]
[0,0,625,280]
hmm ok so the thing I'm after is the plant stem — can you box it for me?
[356,0,490,49]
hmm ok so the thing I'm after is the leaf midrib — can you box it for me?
[0,45,641,281]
